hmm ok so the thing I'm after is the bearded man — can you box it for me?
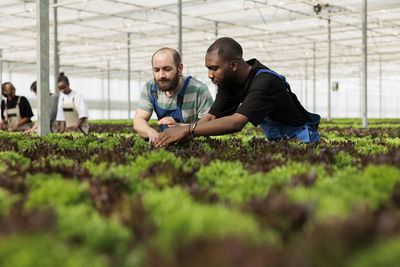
[133,47,213,144]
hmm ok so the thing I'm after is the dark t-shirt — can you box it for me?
[1,96,34,121]
[208,59,310,127]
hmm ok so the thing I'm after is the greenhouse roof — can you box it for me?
[1,0,400,79]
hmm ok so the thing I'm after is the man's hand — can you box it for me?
[147,129,160,144]
[158,116,180,128]
[155,126,189,147]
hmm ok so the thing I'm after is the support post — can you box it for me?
[327,10,332,121]
[313,42,316,113]
[107,60,110,120]
[379,56,382,118]
[0,49,2,104]
[127,32,131,120]
[305,58,308,109]
[177,0,182,57]
[215,21,219,38]
[361,0,368,128]
[53,0,59,95]
[37,0,50,135]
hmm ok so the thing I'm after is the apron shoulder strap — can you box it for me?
[255,69,291,91]
[149,80,158,104]
[177,76,191,107]
[3,98,7,120]
[149,80,162,120]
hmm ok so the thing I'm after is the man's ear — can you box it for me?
[231,60,239,72]
[178,63,183,75]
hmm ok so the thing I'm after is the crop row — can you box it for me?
[1,120,400,266]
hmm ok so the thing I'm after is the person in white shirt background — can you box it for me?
[56,72,89,134]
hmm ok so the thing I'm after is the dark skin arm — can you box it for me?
[154,113,248,147]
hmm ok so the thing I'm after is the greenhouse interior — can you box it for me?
[1,0,399,120]
[1,1,400,267]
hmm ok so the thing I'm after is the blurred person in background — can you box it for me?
[56,72,89,134]
[25,81,59,133]
[1,82,34,131]
[133,47,213,144]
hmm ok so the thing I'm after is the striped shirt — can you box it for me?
[138,76,213,123]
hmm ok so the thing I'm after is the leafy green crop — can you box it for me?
[0,234,108,267]
[143,187,274,255]
[289,165,400,219]
[350,237,400,267]
[0,188,20,216]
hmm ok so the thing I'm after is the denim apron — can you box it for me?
[256,69,321,143]
[149,76,192,132]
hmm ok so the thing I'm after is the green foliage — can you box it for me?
[56,205,131,255]
[350,237,400,267]
[2,119,400,264]
[0,151,31,169]
[48,155,75,167]
[0,188,20,216]
[90,119,133,125]
[25,174,131,255]
[130,135,151,152]
[331,151,356,169]
[16,137,37,152]
[355,139,388,155]
[197,160,315,205]
[85,150,182,194]
[25,174,90,209]
[289,165,400,219]
[197,161,265,205]
[143,187,270,255]
[0,234,108,267]
[385,137,400,148]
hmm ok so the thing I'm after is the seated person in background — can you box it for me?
[25,81,60,133]
[56,72,89,134]
[133,47,213,144]
[155,37,321,147]
[0,82,34,132]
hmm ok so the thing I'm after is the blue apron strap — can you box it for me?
[149,80,158,105]
[177,76,191,108]
[149,80,163,120]
[255,69,291,90]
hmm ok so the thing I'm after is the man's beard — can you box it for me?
[156,72,180,92]
[219,69,236,87]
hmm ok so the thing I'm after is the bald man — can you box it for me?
[155,37,321,147]
[133,47,213,144]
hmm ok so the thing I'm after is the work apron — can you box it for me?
[62,97,89,134]
[4,97,32,131]
[256,69,321,143]
[149,76,192,132]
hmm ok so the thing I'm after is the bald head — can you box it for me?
[206,37,243,61]
[151,47,181,69]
